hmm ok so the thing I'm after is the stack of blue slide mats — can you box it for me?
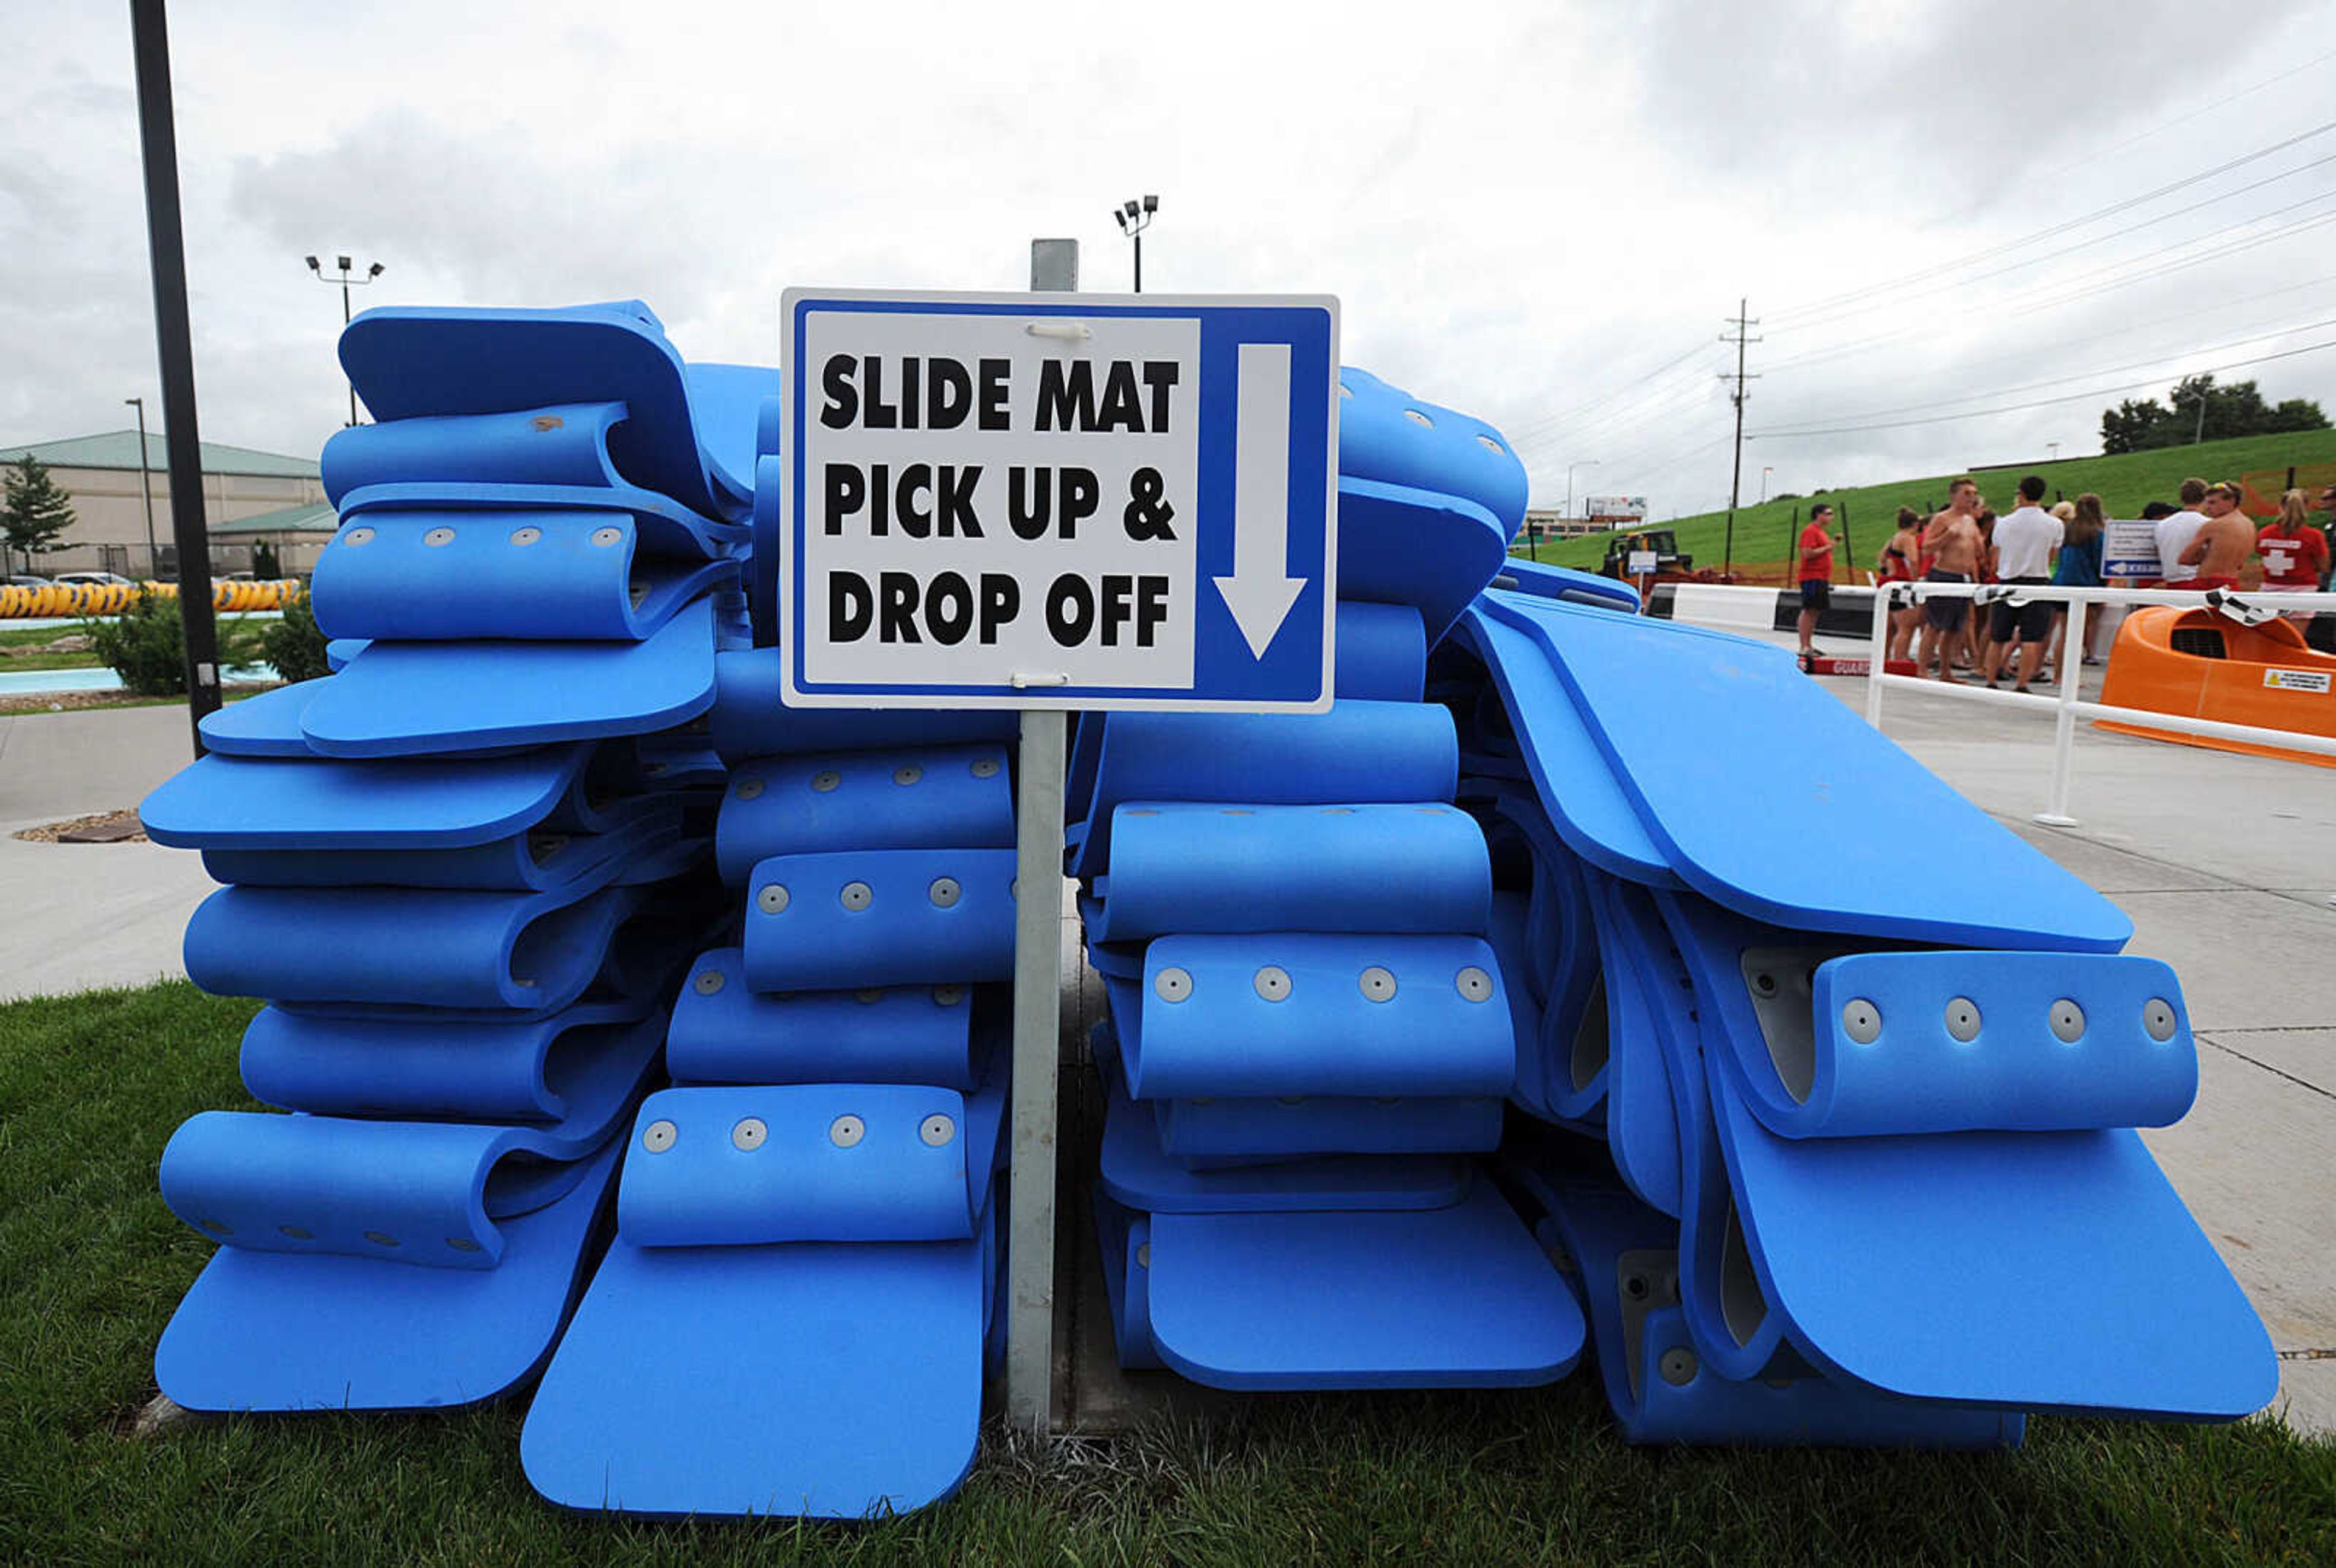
[136,297,2276,1524]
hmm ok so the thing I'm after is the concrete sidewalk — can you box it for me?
[4,676,2330,1434]
[0,704,217,1001]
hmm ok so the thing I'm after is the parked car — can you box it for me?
[5,574,53,588]
[53,571,137,588]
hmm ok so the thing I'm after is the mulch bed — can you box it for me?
[13,809,148,845]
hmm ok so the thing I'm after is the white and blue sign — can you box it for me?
[779,290,1338,711]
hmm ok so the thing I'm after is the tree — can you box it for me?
[2,454,76,569]
[2100,375,2331,453]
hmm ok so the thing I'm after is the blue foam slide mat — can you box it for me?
[156,1137,619,1413]
[1503,1157,2024,1448]
[1333,601,1428,701]
[1083,803,1489,945]
[1745,949,2198,1137]
[666,948,981,1089]
[521,1081,1004,1518]
[1494,558,1643,612]
[614,1075,1007,1247]
[521,1219,991,1518]
[1624,886,1798,1381]
[1663,894,2278,1418]
[1153,1091,1504,1160]
[1453,603,1680,888]
[325,637,368,670]
[186,882,642,1013]
[1334,367,1523,648]
[142,743,592,851]
[1143,1179,1585,1390]
[310,510,737,642]
[239,1002,661,1125]
[709,648,1019,761]
[201,801,681,892]
[337,478,746,559]
[742,847,1018,992]
[1065,700,1459,880]
[195,679,326,759]
[1483,589,2132,951]
[1479,794,1605,1122]
[1128,933,1513,1099]
[1580,875,1683,1218]
[1337,367,1528,532]
[1100,1082,1469,1213]
[715,743,1013,878]
[298,597,718,758]
[335,301,757,522]
[1336,476,1512,652]
[1093,1192,1164,1370]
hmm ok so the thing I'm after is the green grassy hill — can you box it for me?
[1523,428,2336,579]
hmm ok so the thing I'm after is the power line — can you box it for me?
[1754,316,2336,437]
[1762,271,2336,379]
[1934,46,2336,225]
[1773,150,2336,337]
[1509,360,1728,461]
[1769,117,2336,324]
[1747,338,2336,440]
[1762,194,2336,394]
[1500,338,1717,446]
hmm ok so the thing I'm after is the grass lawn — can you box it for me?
[4,981,2331,1565]
[1526,428,2336,580]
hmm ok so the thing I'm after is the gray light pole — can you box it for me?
[306,254,384,425]
[1111,194,1157,292]
[124,395,160,577]
[1760,465,1774,504]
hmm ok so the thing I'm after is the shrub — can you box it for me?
[260,588,331,684]
[86,590,263,697]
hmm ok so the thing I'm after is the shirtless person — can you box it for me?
[2178,481,2254,590]
[1918,479,1984,681]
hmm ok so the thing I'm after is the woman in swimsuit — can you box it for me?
[1879,505,1925,662]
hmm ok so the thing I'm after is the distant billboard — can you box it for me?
[1583,495,1648,524]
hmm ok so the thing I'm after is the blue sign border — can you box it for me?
[780,292,1337,712]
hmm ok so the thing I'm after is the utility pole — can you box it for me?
[1719,297,1761,582]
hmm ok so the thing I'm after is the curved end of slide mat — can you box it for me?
[155,1140,618,1414]
[520,1230,989,1518]
[1138,1180,1585,1390]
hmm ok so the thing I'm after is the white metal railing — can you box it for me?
[1863,580,2336,827]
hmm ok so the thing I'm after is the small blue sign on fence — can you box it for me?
[780,290,1339,712]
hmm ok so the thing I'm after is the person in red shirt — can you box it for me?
[1796,502,1837,659]
[2256,487,2331,620]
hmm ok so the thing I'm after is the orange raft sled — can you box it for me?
[2096,605,2336,769]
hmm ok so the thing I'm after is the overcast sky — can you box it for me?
[5,0,2333,518]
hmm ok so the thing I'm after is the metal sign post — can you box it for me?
[776,267,1339,1434]
[1007,238,1075,1434]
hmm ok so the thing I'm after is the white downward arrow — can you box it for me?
[1213,342,1306,659]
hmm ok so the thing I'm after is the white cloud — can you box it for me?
[1,0,2331,518]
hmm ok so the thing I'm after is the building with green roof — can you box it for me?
[0,429,328,578]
